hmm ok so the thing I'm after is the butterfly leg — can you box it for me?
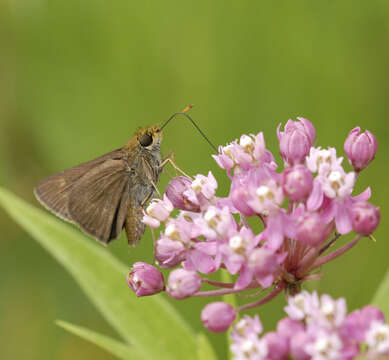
[160,151,192,179]
[140,188,159,207]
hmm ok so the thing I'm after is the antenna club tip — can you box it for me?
[181,104,195,113]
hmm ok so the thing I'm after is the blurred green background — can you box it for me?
[1,1,388,359]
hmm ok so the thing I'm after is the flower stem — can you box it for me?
[201,278,235,288]
[310,235,362,271]
[193,283,260,297]
[319,233,341,255]
[236,282,285,312]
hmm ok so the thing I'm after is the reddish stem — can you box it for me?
[201,278,235,288]
[193,282,260,297]
[295,247,320,278]
[319,233,341,255]
[310,235,361,271]
[236,282,285,312]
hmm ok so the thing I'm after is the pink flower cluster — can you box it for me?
[230,291,389,360]
[127,118,380,332]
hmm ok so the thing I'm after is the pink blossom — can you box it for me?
[166,269,201,299]
[201,302,236,333]
[231,315,263,341]
[165,176,200,212]
[134,118,380,336]
[349,201,380,235]
[277,117,316,165]
[220,226,259,276]
[142,194,173,228]
[365,321,389,356]
[282,164,313,202]
[344,127,377,172]
[127,262,165,297]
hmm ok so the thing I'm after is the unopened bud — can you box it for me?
[344,127,377,172]
[127,262,165,297]
[201,302,236,333]
[166,269,201,299]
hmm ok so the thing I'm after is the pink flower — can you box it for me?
[277,117,316,165]
[295,211,332,247]
[183,171,218,208]
[166,269,201,299]
[231,338,268,360]
[282,164,313,202]
[305,330,343,360]
[127,262,165,297]
[231,315,263,341]
[166,176,200,212]
[365,321,389,356]
[242,247,286,289]
[344,127,377,172]
[142,195,173,228]
[247,178,284,216]
[201,302,236,333]
[136,117,380,335]
[290,331,312,360]
[349,201,380,235]
[220,226,259,276]
[284,291,319,321]
[340,305,386,343]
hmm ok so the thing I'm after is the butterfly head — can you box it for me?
[125,125,162,152]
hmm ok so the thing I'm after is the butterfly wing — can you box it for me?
[68,158,132,244]
[123,152,161,246]
[34,149,124,223]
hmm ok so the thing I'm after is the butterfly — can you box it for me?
[34,125,163,246]
[34,106,216,246]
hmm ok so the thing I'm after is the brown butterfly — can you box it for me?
[34,125,163,246]
[34,106,216,246]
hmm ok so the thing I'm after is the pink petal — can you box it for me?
[321,198,336,224]
[265,213,284,251]
[258,274,274,288]
[335,202,352,234]
[190,249,216,274]
[307,179,324,211]
[353,187,371,202]
[235,264,253,289]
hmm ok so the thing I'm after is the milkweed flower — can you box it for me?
[230,291,389,360]
[344,127,377,172]
[128,117,380,335]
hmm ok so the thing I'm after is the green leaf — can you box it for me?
[371,264,389,317]
[56,320,140,360]
[0,187,196,360]
[196,333,218,360]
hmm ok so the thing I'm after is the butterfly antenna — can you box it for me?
[160,105,218,152]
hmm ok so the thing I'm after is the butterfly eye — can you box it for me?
[139,133,153,147]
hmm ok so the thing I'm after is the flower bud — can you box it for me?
[230,186,255,216]
[344,127,377,172]
[282,165,313,202]
[290,331,311,360]
[277,118,315,165]
[201,302,236,333]
[127,262,165,297]
[166,176,200,212]
[277,318,305,340]
[155,236,186,268]
[263,332,289,360]
[295,212,331,246]
[349,201,380,235]
[166,269,201,299]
